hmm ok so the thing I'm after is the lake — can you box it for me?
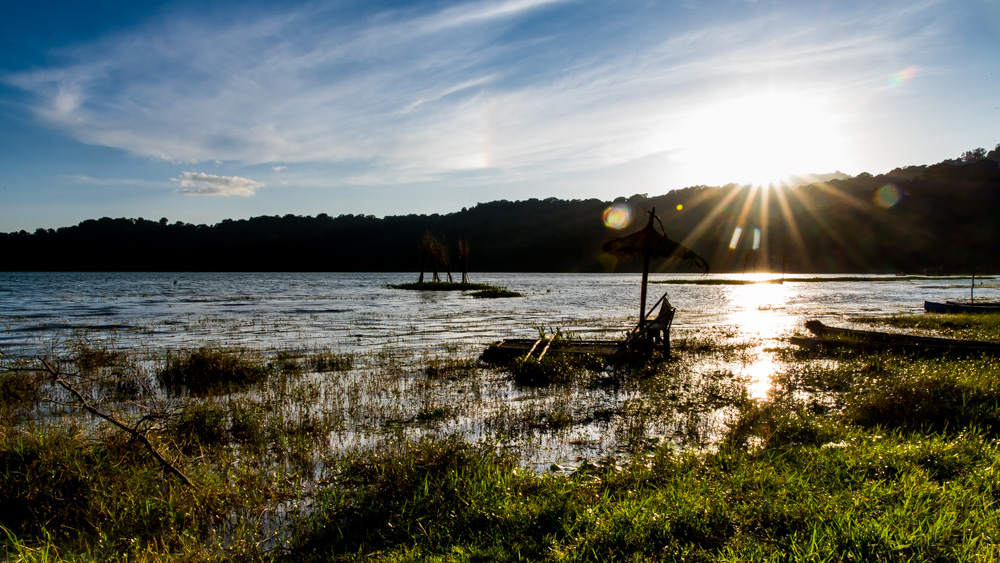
[1,271,991,359]
[2,271,995,470]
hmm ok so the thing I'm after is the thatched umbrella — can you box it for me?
[602,207,709,327]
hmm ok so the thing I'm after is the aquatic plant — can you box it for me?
[308,350,354,372]
[423,356,477,379]
[471,285,523,298]
[157,346,272,396]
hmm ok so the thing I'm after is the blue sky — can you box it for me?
[1,0,997,232]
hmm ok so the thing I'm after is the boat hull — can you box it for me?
[924,301,1000,314]
[792,320,1000,356]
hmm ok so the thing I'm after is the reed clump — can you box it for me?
[157,346,272,396]
[508,353,602,386]
[308,350,354,372]
[424,356,478,379]
[0,368,43,416]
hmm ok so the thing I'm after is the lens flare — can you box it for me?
[889,66,918,88]
[729,226,743,249]
[676,204,683,211]
[874,184,902,208]
[602,204,631,229]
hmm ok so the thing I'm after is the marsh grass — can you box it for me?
[871,312,1000,341]
[158,346,273,396]
[0,366,43,415]
[307,350,354,372]
[423,356,478,379]
[470,286,523,298]
[7,314,1000,560]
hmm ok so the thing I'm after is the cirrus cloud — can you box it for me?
[1,0,964,188]
[174,172,262,196]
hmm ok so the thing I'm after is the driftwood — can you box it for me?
[37,357,196,490]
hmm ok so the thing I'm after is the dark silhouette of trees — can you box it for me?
[3,152,999,274]
[961,148,987,162]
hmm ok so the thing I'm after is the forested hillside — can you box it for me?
[4,154,1000,274]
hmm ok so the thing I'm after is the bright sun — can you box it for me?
[678,91,852,186]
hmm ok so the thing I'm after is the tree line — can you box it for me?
[3,148,1000,274]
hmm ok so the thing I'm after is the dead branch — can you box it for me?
[37,357,196,490]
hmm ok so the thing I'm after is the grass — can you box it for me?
[6,314,1000,560]
[157,346,273,396]
[470,286,523,298]
[870,312,1000,342]
[389,281,523,297]
[285,430,1000,562]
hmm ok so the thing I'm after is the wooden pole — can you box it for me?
[639,251,650,328]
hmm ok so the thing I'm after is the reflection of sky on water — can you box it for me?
[2,272,998,398]
[4,272,998,469]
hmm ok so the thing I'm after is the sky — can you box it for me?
[1,0,998,232]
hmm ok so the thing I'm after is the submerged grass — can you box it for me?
[158,346,273,396]
[6,312,1000,560]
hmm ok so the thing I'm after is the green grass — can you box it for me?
[872,312,1000,341]
[285,430,1000,562]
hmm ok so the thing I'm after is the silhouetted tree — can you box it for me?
[961,148,987,162]
[418,230,450,282]
[458,236,470,283]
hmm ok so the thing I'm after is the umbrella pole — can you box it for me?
[639,252,650,328]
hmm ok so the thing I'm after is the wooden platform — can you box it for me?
[481,338,623,363]
[482,291,676,364]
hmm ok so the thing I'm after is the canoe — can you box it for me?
[924,300,1000,314]
[791,320,1000,356]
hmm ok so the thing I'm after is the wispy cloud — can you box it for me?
[4,0,950,186]
[173,172,262,196]
[68,174,165,188]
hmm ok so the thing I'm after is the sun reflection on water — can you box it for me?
[724,279,795,398]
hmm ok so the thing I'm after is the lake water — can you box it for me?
[3,271,996,470]
[1,271,993,359]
